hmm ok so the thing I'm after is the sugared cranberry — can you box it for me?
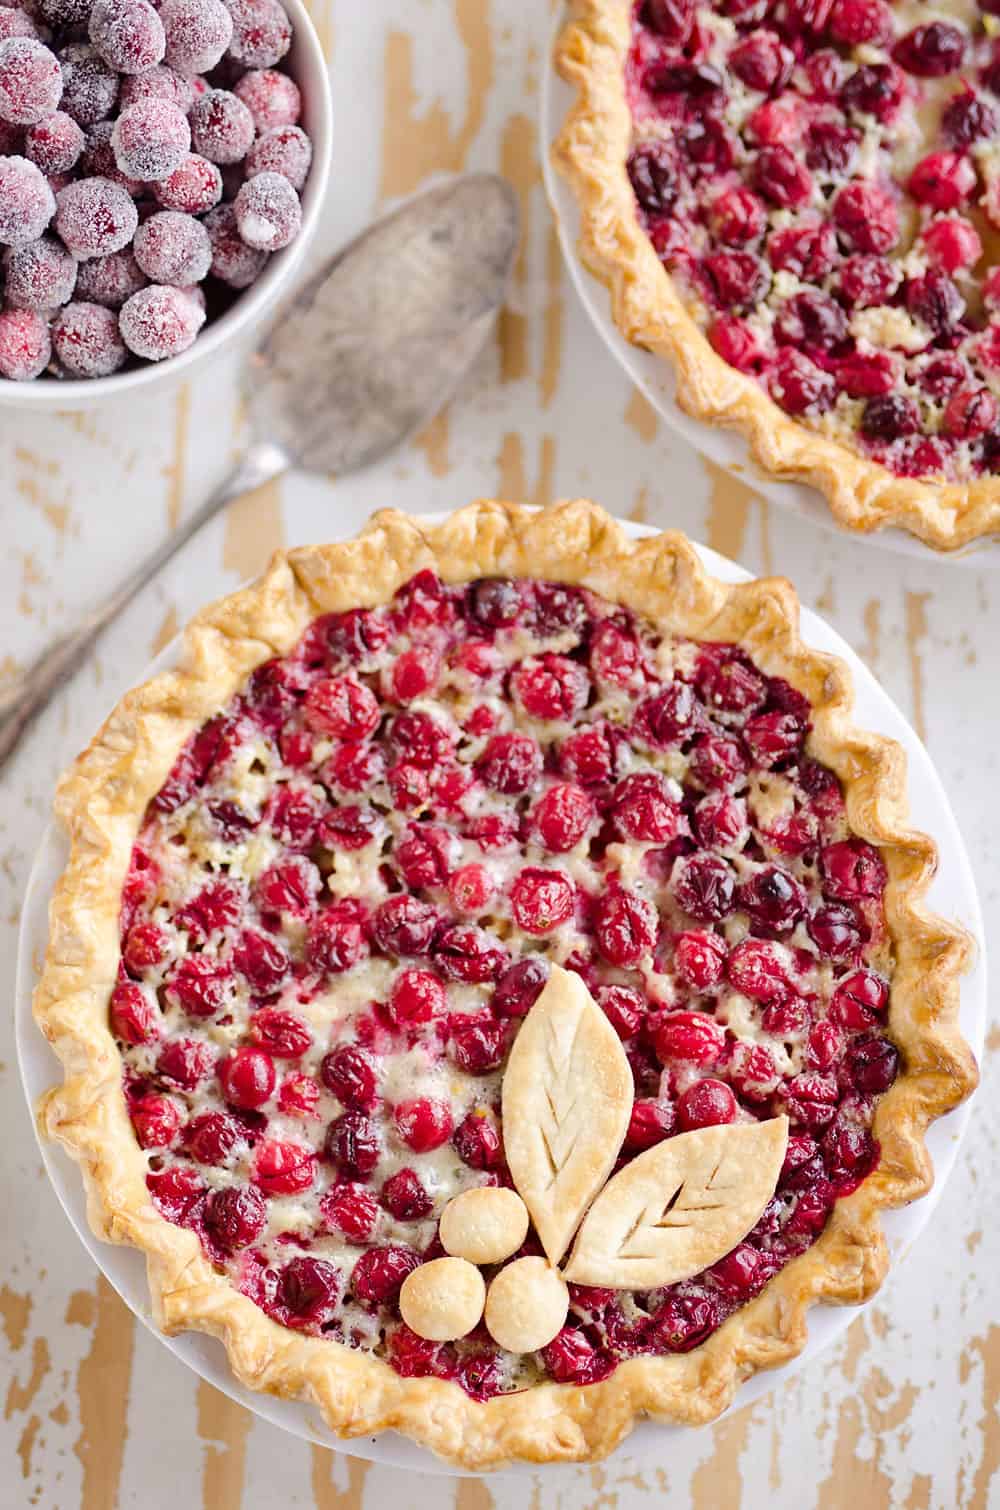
[0,38,62,124]
[58,44,118,128]
[0,155,54,250]
[218,1046,276,1108]
[320,1044,377,1110]
[510,866,575,935]
[350,1244,420,1306]
[320,1181,379,1243]
[204,1184,266,1252]
[189,86,253,164]
[89,0,165,74]
[325,1110,380,1178]
[205,201,268,289]
[244,121,311,189]
[226,0,291,69]
[894,22,966,77]
[159,0,232,74]
[234,167,301,252]
[120,284,204,360]
[393,1097,453,1153]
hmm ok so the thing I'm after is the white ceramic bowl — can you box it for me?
[14,516,986,1476]
[0,0,333,411]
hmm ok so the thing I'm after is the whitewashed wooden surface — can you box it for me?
[3,2,999,1506]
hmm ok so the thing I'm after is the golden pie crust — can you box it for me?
[553,0,1000,552]
[33,500,977,1468]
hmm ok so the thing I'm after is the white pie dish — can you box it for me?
[14,515,986,1477]
[0,0,332,412]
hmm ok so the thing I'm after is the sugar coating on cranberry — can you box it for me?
[0,37,62,125]
[133,209,211,284]
[118,63,194,114]
[0,8,41,43]
[152,150,221,213]
[4,231,76,307]
[55,174,136,256]
[245,121,310,189]
[89,0,164,75]
[0,152,54,246]
[119,280,204,358]
[51,298,126,375]
[0,304,49,376]
[233,168,300,251]
[234,66,299,130]
[74,246,145,306]
[58,43,119,127]
[226,0,291,70]
[204,201,267,287]
[111,96,189,179]
[189,86,253,164]
[24,109,83,173]
[159,0,232,75]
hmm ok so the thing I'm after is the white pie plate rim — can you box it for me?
[540,4,1000,568]
[15,515,987,1478]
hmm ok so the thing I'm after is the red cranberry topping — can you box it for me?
[493,957,550,1018]
[320,1045,377,1111]
[894,22,966,78]
[307,900,370,975]
[651,1289,724,1352]
[204,1184,266,1252]
[433,923,507,983]
[840,61,903,122]
[325,1110,380,1179]
[110,980,159,1044]
[130,1093,180,1149]
[770,347,835,417]
[320,1181,379,1243]
[510,866,575,935]
[534,782,595,851]
[655,1010,725,1066]
[184,1110,246,1166]
[453,1107,502,1169]
[672,851,736,922]
[477,731,542,793]
[394,1097,453,1153]
[595,983,645,1040]
[448,1012,507,1073]
[147,1166,205,1226]
[254,1138,316,1196]
[844,1033,900,1093]
[218,1046,275,1108]
[351,1245,421,1307]
[942,90,997,148]
[372,895,440,957]
[593,886,658,965]
[381,1167,432,1222]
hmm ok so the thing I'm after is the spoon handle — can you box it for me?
[0,438,289,773]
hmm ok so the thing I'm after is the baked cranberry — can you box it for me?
[942,89,998,147]
[783,1070,839,1129]
[320,1045,377,1110]
[351,1244,421,1306]
[215,1045,275,1111]
[624,1096,676,1151]
[232,931,289,995]
[628,139,680,216]
[396,824,452,890]
[130,1094,180,1149]
[593,886,658,965]
[860,393,918,443]
[744,708,807,767]
[203,1185,267,1255]
[156,1036,215,1090]
[381,1167,433,1221]
[559,721,623,786]
[249,1008,310,1059]
[184,1110,246,1166]
[922,217,982,276]
[739,865,807,931]
[774,290,847,351]
[646,56,724,99]
[512,654,589,721]
[693,792,747,850]
[594,983,645,1040]
[821,839,886,901]
[279,1256,342,1326]
[709,1243,763,1300]
[822,1114,878,1193]
[320,1181,379,1242]
[808,904,862,960]
[728,1040,782,1102]
[805,121,859,176]
[453,1106,502,1169]
[672,930,726,990]
[694,649,765,714]
[325,1110,380,1178]
[894,21,966,77]
[672,852,736,923]
[753,145,812,208]
[454,1348,505,1400]
[770,347,835,417]
[278,1073,321,1119]
[806,1020,843,1073]
[253,1139,316,1196]
[837,351,896,399]
[906,269,965,334]
[767,222,837,279]
[655,1010,725,1066]
[265,785,319,848]
[844,1033,900,1094]
[255,856,320,920]
[945,387,997,439]
[542,1327,615,1384]
[745,97,800,145]
[831,181,898,254]
[709,316,764,371]
[307,901,370,975]
[633,683,701,747]
[372,895,440,956]
[147,1165,205,1226]
[465,576,521,628]
[304,675,379,739]
[163,956,232,1020]
[493,957,549,1019]
[477,731,542,794]
[611,771,682,841]
[433,923,506,983]
[729,32,791,93]
[909,151,976,211]
[533,782,595,852]
[829,0,891,44]
[726,937,792,1001]
[840,61,904,122]
[805,47,846,99]
[651,1289,723,1351]
[646,0,694,42]
[385,969,445,1028]
[393,1097,453,1153]
[683,112,736,171]
[704,250,770,310]
[388,1324,454,1380]
[676,1079,737,1130]
[448,1012,507,1073]
[110,980,159,1044]
[510,866,575,935]
[589,619,644,688]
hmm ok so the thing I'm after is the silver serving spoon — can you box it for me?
[0,174,519,770]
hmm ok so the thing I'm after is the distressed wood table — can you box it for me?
[3,3,998,1506]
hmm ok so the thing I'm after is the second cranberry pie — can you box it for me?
[34,502,976,1466]
[556,0,1000,548]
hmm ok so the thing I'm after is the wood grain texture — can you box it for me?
[1,1,996,1505]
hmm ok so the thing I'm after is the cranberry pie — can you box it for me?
[555,0,1000,548]
[34,502,975,1466]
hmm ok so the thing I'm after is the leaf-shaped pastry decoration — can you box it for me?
[501,965,632,1267]
[563,1117,789,1290]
